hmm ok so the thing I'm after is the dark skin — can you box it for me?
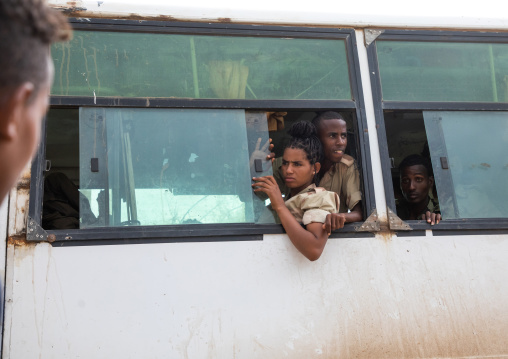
[264,118,363,233]
[266,119,363,235]
[400,164,441,225]
[253,148,329,261]
[316,118,363,233]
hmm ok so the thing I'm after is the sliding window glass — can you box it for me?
[79,108,276,227]
[424,111,508,219]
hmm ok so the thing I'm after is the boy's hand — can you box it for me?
[323,213,346,234]
[420,211,441,225]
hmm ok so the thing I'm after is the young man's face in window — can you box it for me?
[400,164,433,204]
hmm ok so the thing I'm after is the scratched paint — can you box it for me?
[47,0,508,31]
[2,235,508,358]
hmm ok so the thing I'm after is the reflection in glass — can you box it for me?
[52,30,351,100]
[79,108,275,227]
[424,111,508,219]
[378,41,508,102]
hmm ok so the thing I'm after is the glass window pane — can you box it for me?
[79,108,275,227]
[377,41,508,102]
[424,111,508,219]
[52,30,351,100]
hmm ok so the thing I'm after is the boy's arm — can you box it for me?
[253,176,328,261]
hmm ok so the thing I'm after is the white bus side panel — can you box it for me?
[3,234,508,358]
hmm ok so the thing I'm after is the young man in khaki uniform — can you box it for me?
[0,0,71,202]
[273,112,363,231]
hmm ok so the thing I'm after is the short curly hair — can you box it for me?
[0,0,71,95]
[399,154,433,177]
[311,111,345,130]
[285,121,323,165]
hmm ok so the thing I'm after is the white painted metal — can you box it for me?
[3,235,508,358]
[0,196,7,356]
[355,29,388,222]
[50,0,508,30]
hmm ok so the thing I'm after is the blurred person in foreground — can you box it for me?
[0,0,71,202]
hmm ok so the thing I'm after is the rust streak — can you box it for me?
[124,13,145,21]
[44,4,508,31]
[124,13,176,21]
[7,234,36,247]
[377,228,396,241]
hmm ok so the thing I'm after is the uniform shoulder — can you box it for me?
[340,154,356,167]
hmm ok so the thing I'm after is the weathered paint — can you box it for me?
[8,166,32,237]
[48,0,508,31]
[2,234,508,358]
[355,29,388,223]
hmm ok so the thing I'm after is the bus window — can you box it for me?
[373,33,508,225]
[42,108,364,230]
[52,30,351,101]
[384,111,439,220]
[33,20,370,238]
[377,41,508,103]
[386,110,508,221]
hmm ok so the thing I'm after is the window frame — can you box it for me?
[28,18,375,244]
[367,29,508,234]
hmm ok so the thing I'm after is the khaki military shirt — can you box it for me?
[273,154,362,213]
[285,184,340,225]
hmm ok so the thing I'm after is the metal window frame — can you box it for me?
[367,29,508,233]
[28,18,375,244]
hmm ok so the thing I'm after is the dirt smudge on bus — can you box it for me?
[16,177,30,190]
[52,1,87,16]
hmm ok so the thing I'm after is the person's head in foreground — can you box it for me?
[0,0,71,201]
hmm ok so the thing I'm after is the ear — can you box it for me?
[314,162,321,174]
[0,83,35,141]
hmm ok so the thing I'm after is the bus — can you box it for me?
[2,0,508,357]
